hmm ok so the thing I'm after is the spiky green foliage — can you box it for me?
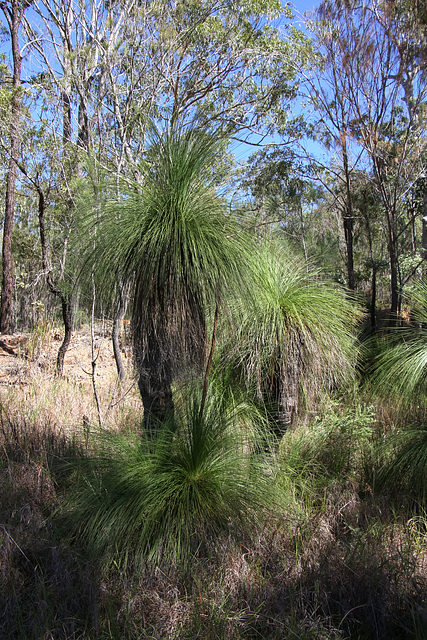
[61,387,282,568]
[368,282,427,506]
[223,241,359,427]
[372,281,427,401]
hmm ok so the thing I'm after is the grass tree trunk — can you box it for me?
[273,341,300,434]
[56,296,73,376]
[138,368,174,433]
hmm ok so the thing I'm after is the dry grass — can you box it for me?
[0,337,426,639]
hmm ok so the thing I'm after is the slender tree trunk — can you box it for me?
[0,0,23,333]
[62,90,72,149]
[91,276,102,427]
[343,213,355,291]
[369,264,377,330]
[112,280,128,383]
[56,296,73,376]
[37,184,73,376]
[388,225,399,326]
[422,193,427,278]
[342,140,355,291]
[373,156,399,325]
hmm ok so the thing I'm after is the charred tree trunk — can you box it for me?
[422,209,427,279]
[138,372,174,434]
[343,213,355,291]
[56,296,73,376]
[388,226,399,327]
[342,137,355,291]
[370,263,377,331]
[37,184,73,376]
[134,329,175,433]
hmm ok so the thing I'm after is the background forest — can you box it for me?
[0,0,427,638]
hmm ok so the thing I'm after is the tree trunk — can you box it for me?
[199,302,219,422]
[388,226,399,326]
[370,263,377,331]
[343,212,355,291]
[134,328,175,432]
[272,339,300,435]
[112,281,128,383]
[37,184,73,376]
[422,197,427,278]
[56,296,73,377]
[342,139,355,291]
[0,1,23,333]
[138,374,174,434]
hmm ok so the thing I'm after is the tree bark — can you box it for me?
[370,264,377,331]
[0,0,24,333]
[138,374,174,434]
[270,338,300,435]
[56,296,73,377]
[343,212,355,291]
[385,204,399,325]
[112,280,128,383]
[37,184,72,376]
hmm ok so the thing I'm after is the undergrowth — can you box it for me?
[0,372,426,639]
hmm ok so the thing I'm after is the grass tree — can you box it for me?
[372,280,427,400]
[224,240,359,432]
[371,280,427,504]
[86,126,249,428]
[62,384,282,568]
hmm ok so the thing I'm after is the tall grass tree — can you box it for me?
[85,125,250,428]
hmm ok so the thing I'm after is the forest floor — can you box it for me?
[0,326,426,639]
[0,325,142,431]
[0,326,126,387]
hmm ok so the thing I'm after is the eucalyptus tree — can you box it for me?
[26,0,307,170]
[0,0,32,333]
[296,14,360,291]
[224,240,358,431]
[86,126,251,427]
[303,0,427,321]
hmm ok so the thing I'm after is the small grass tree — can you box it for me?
[224,241,359,431]
[372,280,427,504]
